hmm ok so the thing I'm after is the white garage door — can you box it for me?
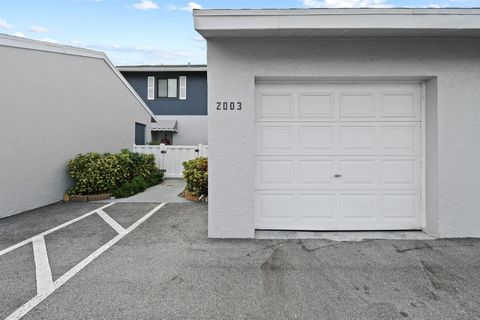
[255,82,423,230]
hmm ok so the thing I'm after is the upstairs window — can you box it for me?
[158,78,178,98]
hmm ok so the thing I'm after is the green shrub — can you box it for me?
[111,176,148,198]
[145,168,165,186]
[182,157,208,197]
[67,149,163,196]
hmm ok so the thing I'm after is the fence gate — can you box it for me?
[133,144,208,178]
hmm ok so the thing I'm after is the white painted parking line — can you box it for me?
[0,202,116,258]
[4,203,167,320]
[32,236,54,296]
[96,209,126,235]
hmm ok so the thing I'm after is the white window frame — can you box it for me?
[147,76,155,100]
[179,76,187,100]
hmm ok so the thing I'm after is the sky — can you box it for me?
[0,0,479,65]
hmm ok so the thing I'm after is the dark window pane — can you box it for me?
[158,79,168,97]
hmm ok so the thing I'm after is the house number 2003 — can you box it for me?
[216,101,242,111]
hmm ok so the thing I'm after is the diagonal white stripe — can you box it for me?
[5,202,167,320]
[96,209,126,234]
[0,202,116,257]
[32,236,54,296]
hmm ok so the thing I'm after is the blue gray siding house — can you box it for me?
[118,65,208,145]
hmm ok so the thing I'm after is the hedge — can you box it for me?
[67,149,163,197]
[182,157,208,197]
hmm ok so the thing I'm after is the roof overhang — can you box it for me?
[151,120,178,132]
[117,65,207,72]
[193,8,480,38]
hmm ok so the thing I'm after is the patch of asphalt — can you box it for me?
[44,213,118,281]
[21,203,480,320]
[0,243,37,320]
[102,202,160,229]
[0,202,101,251]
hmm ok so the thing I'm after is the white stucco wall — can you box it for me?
[154,116,208,145]
[207,38,480,238]
[0,44,152,218]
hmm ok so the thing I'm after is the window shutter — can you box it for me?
[179,76,187,100]
[147,76,155,100]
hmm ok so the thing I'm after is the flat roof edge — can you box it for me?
[0,33,105,59]
[117,65,207,72]
[194,8,480,38]
[193,8,480,16]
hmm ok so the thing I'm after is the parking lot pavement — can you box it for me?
[0,202,164,320]
[0,202,101,251]
[1,202,478,320]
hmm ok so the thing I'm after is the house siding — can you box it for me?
[121,71,208,116]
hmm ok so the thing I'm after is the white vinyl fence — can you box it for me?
[133,144,208,178]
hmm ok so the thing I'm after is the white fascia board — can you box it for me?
[0,33,157,121]
[0,33,104,58]
[194,8,480,16]
[193,8,480,38]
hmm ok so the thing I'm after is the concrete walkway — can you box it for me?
[111,178,188,203]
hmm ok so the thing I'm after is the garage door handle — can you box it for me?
[334,174,342,178]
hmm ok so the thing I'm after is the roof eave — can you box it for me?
[193,8,480,38]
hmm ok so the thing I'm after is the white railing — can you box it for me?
[133,144,208,178]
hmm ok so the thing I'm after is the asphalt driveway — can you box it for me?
[1,202,479,320]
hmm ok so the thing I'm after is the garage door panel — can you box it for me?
[255,82,422,231]
[381,160,418,187]
[340,194,376,220]
[257,126,294,153]
[298,125,336,152]
[298,160,335,185]
[340,125,376,152]
[338,160,376,187]
[256,193,296,219]
[298,193,337,220]
[380,124,420,155]
[256,160,294,187]
[340,92,375,118]
[381,92,419,119]
[298,92,335,118]
[258,123,420,155]
[255,190,421,230]
[257,93,294,118]
[381,194,419,220]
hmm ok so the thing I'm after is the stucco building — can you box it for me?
[194,8,480,238]
[0,34,154,218]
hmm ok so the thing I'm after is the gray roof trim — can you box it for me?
[151,119,178,132]
[193,8,480,38]
[117,65,207,72]
[0,33,157,121]
[193,8,480,16]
